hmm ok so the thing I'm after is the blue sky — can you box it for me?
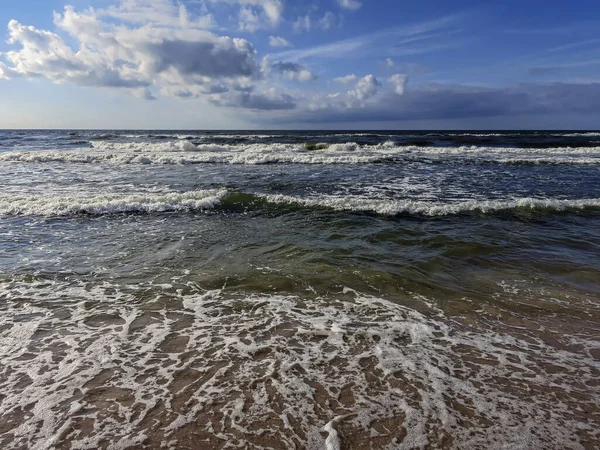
[1,0,600,129]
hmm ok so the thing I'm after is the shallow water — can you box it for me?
[0,130,599,449]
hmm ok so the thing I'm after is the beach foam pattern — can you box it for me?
[0,281,598,449]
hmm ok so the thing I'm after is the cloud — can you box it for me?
[134,87,157,100]
[293,82,600,125]
[348,75,380,101]
[144,37,258,79]
[334,74,357,84]
[337,0,362,11]
[0,3,273,106]
[318,12,338,30]
[293,12,338,33]
[272,62,316,82]
[293,15,311,33]
[3,18,149,89]
[206,0,283,29]
[269,36,291,47]
[209,87,296,110]
[385,58,394,67]
[274,14,462,61]
[101,0,214,28]
[389,74,408,95]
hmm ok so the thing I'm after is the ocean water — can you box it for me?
[0,130,599,449]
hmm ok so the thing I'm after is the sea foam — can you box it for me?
[0,281,597,449]
[0,189,227,216]
[258,194,600,216]
[1,142,600,166]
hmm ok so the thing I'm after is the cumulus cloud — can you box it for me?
[269,36,291,47]
[0,2,305,110]
[3,18,149,89]
[144,36,258,79]
[307,74,382,111]
[348,75,380,101]
[337,0,362,11]
[385,58,394,67]
[4,12,260,88]
[389,74,408,95]
[272,62,316,82]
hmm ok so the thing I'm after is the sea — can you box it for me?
[0,130,599,449]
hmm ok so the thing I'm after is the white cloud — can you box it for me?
[238,7,263,32]
[349,74,380,100]
[386,58,394,67]
[337,0,362,11]
[318,12,338,30]
[269,36,291,47]
[334,74,357,83]
[273,15,462,61]
[389,74,408,95]
[101,0,214,28]
[207,0,283,27]
[293,12,338,33]
[0,4,273,107]
[3,18,148,89]
[293,15,311,33]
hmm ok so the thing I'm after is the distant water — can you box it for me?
[1,130,599,449]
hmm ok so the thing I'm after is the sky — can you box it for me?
[1,0,600,129]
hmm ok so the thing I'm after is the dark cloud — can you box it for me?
[145,38,258,79]
[271,61,316,82]
[240,92,296,110]
[289,82,600,124]
[272,62,303,73]
[210,89,296,110]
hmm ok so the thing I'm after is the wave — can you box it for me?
[254,194,600,216]
[0,189,227,216]
[1,142,600,166]
[3,189,599,218]
[561,132,600,137]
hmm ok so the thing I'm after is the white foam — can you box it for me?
[323,417,342,450]
[0,189,227,216]
[2,143,600,166]
[561,132,600,137]
[259,193,600,216]
[0,281,597,449]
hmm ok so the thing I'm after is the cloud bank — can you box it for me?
[2,0,600,126]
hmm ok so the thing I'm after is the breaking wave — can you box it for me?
[1,142,600,166]
[2,190,600,218]
[256,194,600,216]
[0,189,227,216]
